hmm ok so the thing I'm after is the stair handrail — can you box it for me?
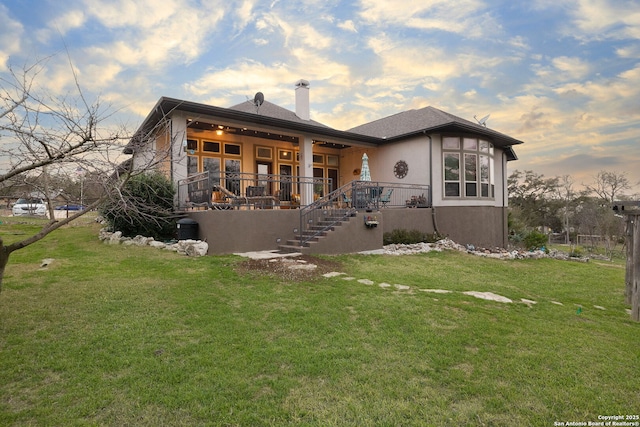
[299,182,356,247]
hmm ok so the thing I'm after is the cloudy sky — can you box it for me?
[1,0,639,192]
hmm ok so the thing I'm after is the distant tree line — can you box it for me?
[508,169,638,255]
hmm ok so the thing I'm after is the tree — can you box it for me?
[0,59,173,291]
[508,170,560,231]
[100,172,176,240]
[552,175,590,244]
[586,170,631,204]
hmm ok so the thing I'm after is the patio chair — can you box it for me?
[341,192,352,208]
[379,188,393,207]
[187,188,212,210]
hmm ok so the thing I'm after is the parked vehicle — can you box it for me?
[12,198,47,217]
[54,204,87,211]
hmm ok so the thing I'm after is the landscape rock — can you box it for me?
[98,229,208,257]
[379,238,586,262]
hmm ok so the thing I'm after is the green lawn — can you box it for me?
[0,217,637,426]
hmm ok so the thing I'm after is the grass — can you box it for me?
[0,216,638,426]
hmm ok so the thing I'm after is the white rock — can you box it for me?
[419,289,452,294]
[463,291,512,303]
[323,272,345,278]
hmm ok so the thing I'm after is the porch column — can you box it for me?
[171,112,188,184]
[300,135,314,205]
[170,112,189,209]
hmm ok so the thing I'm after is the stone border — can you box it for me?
[98,229,208,257]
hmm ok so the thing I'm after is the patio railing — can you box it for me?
[298,180,431,247]
[177,171,334,210]
[177,173,431,248]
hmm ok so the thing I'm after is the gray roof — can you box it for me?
[229,99,330,128]
[348,106,520,143]
[347,106,522,160]
[127,97,522,160]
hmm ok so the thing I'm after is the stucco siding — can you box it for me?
[433,206,508,248]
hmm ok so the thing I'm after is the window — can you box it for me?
[186,137,243,192]
[444,153,460,197]
[256,146,272,160]
[203,141,220,153]
[224,143,241,156]
[443,136,494,199]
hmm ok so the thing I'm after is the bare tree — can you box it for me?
[555,175,576,244]
[586,170,631,204]
[0,59,173,291]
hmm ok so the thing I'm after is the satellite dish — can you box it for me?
[254,92,264,107]
[474,114,490,127]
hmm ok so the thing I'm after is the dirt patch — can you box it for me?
[235,255,343,282]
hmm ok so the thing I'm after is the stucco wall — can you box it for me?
[188,209,300,254]
[187,205,507,256]
[433,206,508,248]
[382,208,435,236]
[303,212,384,255]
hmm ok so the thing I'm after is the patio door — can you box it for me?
[279,164,292,202]
[256,161,272,195]
[328,168,338,193]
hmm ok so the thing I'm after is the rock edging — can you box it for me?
[380,238,589,261]
[98,229,208,257]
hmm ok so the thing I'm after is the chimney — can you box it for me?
[295,79,310,121]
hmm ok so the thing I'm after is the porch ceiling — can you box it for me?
[187,120,351,149]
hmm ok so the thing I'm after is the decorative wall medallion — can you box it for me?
[394,160,408,179]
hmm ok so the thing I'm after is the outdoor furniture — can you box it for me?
[186,187,212,210]
[246,186,265,197]
[213,184,279,209]
[406,194,428,208]
[379,188,393,207]
[341,193,351,208]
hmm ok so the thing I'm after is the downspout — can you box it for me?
[426,133,440,235]
[170,119,174,184]
[502,151,507,248]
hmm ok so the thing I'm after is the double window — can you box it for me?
[443,136,494,198]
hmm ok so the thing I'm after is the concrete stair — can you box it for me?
[278,209,353,253]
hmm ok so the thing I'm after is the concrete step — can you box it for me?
[278,244,305,253]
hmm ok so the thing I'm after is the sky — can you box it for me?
[1,0,639,193]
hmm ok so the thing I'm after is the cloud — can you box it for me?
[77,0,226,68]
[551,56,591,80]
[256,11,334,51]
[358,0,501,38]
[567,0,640,40]
[0,5,24,71]
[235,0,258,33]
[338,20,358,33]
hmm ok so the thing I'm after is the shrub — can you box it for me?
[100,172,176,240]
[383,229,442,245]
[522,230,548,251]
[569,246,584,258]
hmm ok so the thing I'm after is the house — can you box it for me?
[126,80,523,254]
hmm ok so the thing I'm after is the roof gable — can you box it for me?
[347,106,522,159]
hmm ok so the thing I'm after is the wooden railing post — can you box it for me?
[625,215,634,305]
[631,213,640,321]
